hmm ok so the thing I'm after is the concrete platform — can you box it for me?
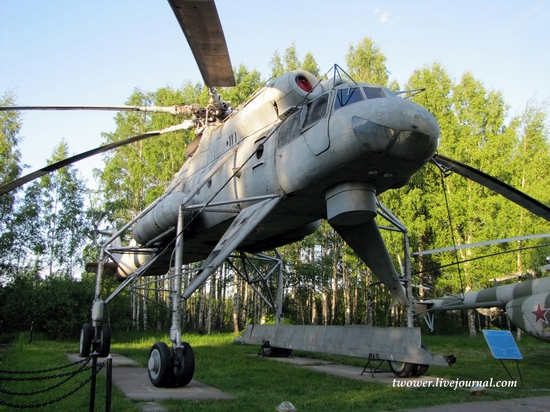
[66,353,235,401]
[258,354,438,384]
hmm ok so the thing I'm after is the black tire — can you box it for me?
[98,324,111,357]
[412,344,430,377]
[389,360,414,377]
[79,324,92,357]
[171,342,195,387]
[411,364,429,377]
[148,342,172,387]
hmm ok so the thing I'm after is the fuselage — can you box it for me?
[121,70,440,276]
[418,277,550,342]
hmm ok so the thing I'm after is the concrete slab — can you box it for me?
[259,355,440,384]
[66,352,139,366]
[65,353,236,401]
[110,367,235,401]
[250,354,335,366]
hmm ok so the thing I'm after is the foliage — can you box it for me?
[269,42,320,78]
[346,37,390,86]
[0,91,23,280]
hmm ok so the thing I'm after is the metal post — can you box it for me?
[403,231,414,327]
[170,205,185,347]
[29,321,34,344]
[105,357,112,412]
[275,249,284,325]
[89,352,97,412]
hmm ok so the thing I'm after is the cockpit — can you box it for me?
[277,84,396,149]
[334,86,394,111]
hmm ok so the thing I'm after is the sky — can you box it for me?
[1,0,549,189]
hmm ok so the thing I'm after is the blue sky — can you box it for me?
[1,0,549,187]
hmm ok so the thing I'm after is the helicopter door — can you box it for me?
[301,93,330,155]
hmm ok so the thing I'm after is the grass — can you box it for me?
[0,333,137,411]
[1,330,549,411]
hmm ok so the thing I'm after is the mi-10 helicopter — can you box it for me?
[2,0,550,387]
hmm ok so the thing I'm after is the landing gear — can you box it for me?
[148,342,172,387]
[98,324,111,357]
[171,342,195,387]
[148,341,195,387]
[389,360,429,377]
[389,344,430,377]
[79,323,93,357]
[78,323,111,358]
[389,360,414,377]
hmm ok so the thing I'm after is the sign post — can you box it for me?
[482,329,523,384]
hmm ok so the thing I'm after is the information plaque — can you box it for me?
[482,329,522,360]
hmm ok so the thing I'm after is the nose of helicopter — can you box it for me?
[352,98,440,163]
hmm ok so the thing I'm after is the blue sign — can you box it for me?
[482,330,523,360]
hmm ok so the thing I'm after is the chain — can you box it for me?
[0,357,91,375]
[0,362,105,409]
[0,358,90,395]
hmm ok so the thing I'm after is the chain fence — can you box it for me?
[0,354,112,410]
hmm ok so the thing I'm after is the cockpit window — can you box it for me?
[302,93,329,129]
[334,87,364,110]
[363,87,386,99]
[277,110,301,148]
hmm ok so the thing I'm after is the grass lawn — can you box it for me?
[1,330,549,411]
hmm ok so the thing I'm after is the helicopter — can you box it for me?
[2,0,550,388]
[414,233,550,344]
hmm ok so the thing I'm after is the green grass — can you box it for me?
[1,330,549,411]
[0,333,138,411]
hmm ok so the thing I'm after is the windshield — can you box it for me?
[334,87,364,110]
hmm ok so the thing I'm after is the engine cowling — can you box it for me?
[266,70,323,117]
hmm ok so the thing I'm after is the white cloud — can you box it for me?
[380,12,391,24]
[373,8,394,25]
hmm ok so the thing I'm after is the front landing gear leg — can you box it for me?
[148,205,195,388]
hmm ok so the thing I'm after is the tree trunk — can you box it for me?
[343,262,351,325]
[467,309,477,337]
[322,290,329,325]
[232,275,240,333]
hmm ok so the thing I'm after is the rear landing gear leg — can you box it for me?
[148,205,195,388]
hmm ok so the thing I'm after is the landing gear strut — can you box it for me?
[148,204,195,388]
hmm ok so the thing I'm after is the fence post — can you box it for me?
[105,357,112,412]
[89,352,98,412]
[29,321,34,344]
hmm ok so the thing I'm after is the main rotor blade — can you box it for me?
[432,153,550,222]
[168,0,235,87]
[0,105,195,116]
[0,123,190,196]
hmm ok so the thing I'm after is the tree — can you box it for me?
[269,43,320,79]
[0,91,23,280]
[39,141,89,276]
[98,85,201,225]
[345,37,389,86]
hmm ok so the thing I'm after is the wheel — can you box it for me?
[411,364,429,377]
[389,360,414,377]
[412,344,429,377]
[148,342,172,387]
[79,324,92,357]
[171,342,195,387]
[98,324,111,357]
